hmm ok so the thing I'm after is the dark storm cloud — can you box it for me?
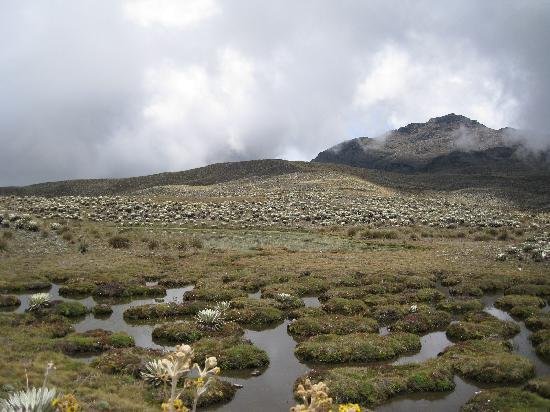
[0,0,549,186]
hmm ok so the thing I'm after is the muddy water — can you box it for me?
[9,286,550,411]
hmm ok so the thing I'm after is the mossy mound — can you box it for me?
[495,294,546,311]
[287,307,326,319]
[371,304,409,323]
[402,288,445,303]
[152,321,243,344]
[525,313,550,331]
[0,294,20,308]
[531,329,550,360]
[272,294,305,310]
[505,284,550,297]
[392,309,450,334]
[442,340,535,384]
[225,298,284,328]
[322,298,368,315]
[525,376,550,399]
[436,298,483,314]
[295,332,421,363]
[192,336,269,370]
[448,283,483,297]
[300,360,454,407]
[318,287,368,302]
[53,300,88,318]
[92,347,162,376]
[461,387,550,411]
[57,330,135,355]
[92,304,113,317]
[509,305,542,319]
[180,377,237,408]
[184,286,247,301]
[58,281,95,297]
[123,301,208,321]
[446,312,520,341]
[0,281,51,293]
[287,315,378,338]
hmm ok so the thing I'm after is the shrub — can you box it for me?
[108,235,130,249]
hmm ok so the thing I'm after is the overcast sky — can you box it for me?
[1,0,549,185]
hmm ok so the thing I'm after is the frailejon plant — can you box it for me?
[291,379,362,412]
[28,293,51,311]
[141,344,220,412]
[214,301,231,313]
[195,309,225,330]
[0,362,57,412]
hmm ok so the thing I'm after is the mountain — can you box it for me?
[312,113,550,173]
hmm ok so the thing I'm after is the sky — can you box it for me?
[1,0,549,186]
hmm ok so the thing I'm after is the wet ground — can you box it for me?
[8,284,550,411]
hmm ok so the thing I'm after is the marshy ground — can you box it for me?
[0,169,549,411]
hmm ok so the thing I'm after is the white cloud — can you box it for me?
[123,0,220,29]
[354,40,520,133]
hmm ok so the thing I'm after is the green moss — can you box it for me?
[525,376,550,399]
[405,288,445,303]
[184,286,246,301]
[53,300,88,318]
[92,304,113,316]
[462,387,550,411]
[272,294,305,310]
[58,281,95,297]
[287,307,326,319]
[225,298,284,328]
[180,377,237,408]
[446,312,520,341]
[193,336,269,370]
[392,309,450,334]
[295,332,421,363]
[371,304,409,323]
[322,298,367,315]
[301,360,454,407]
[57,330,134,354]
[92,347,161,376]
[495,294,546,311]
[0,294,20,308]
[448,283,483,297]
[436,298,483,314]
[288,315,378,338]
[123,301,208,321]
[505,284,550,297]
[525,313,550,331]
[442,340,534,384]
[108,332,135,348]
[509,305,542,319]
[152,321,243,344]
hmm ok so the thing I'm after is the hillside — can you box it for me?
[312,113,550,173]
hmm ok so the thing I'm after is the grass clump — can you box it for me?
[436,298,483,314]
[295,332,421,363]
[446,312,520,341]
[300,360,454,407]
[462,387,550,411]
[123,301,208,321]
[184,286,247,302]
[322,298,367,315]
[92,347,162,376]
[57,330,135,354]
[530,329,550,360]
[360,228,399,240]
[525,313,550,331]
[226,298,285,329]
[53,300,88,318]
[495,294,546,312]
[108,235,130,249]
[0,294,21,308]
[192,336,269,370]
[441,340,535,384]
[92,304,113,317]
[525,376,550,399]
[288,315,378,338]
[392,309,450,334]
